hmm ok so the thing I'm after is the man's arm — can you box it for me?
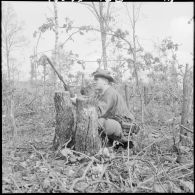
[97,92,116,118]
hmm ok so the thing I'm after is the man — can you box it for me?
[71,69,137,149]
[92,69,136,149]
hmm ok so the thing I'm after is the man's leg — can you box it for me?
[98,118,122,146]
[104,119,134,149]
[98,118,123,137]
[98,118,134,148]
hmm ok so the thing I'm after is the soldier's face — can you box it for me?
[94,77,108,90]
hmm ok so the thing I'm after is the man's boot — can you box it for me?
[115,135,134,149]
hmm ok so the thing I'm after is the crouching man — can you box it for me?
[71,69,139,149]
[92,69,138,149]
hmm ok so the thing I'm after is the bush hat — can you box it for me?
[92,69,115,83]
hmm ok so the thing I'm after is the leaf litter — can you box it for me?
[2,123,194,193]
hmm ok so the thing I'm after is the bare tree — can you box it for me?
[2,2,27,139]
[124,2,145,123]
[2,2,26,82]
[53,1,59,86]
[81,2,112,70]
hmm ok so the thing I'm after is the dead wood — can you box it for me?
[74,96,101,156]
[52,91,75,150]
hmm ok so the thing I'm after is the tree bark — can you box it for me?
[143,86,148,105]
[5,91,17,139]
[52,2,59,86]
[99,2,108,70]
[180,64,191,145]
[130,3,144,124]
[124,84,130,109]
[53,91,75,150]
[53,92,101,156]
[141,87,145,124]
[74,97,101,156]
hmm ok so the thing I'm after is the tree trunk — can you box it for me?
[43,64,46,95]
[5,38,11,82]
[5,91,17,139]
[99,2,107,70]
[180,64,191,145]
[124,84,130,109]
[74,97,101,156]
[10,93,17,137]
[53,92,101,155]
[144,86,148,105]
[141,87,145,124]
[131,3,144,124]
[52,91,75,150]
[52,1,59,87]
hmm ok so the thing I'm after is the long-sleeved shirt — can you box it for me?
[97,86,135,123]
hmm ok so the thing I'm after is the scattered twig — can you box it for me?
[133,137,165,161]
[168,163,193,174]
[179,124,193,134]
[171,171,193,180]
[53,137,72,159]
[91,164,109,192]
[9,174,23,193]
[69,157,95,192]
[155,174,167,193]
[34,172,45,192]
[83,179,121,192]
[29,143,70,192]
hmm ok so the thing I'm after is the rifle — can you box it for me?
[41,55,75,97]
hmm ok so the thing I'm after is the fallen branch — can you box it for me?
[69,157,95,192]
[171,171,193,180]
[179,124,193,134]
[9,174,23,193]
[91,164,109,192]
[29,143,70,192]
[168,163,193,174]
[155,174,167,193]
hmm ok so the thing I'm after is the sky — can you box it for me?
[2,1,194,81]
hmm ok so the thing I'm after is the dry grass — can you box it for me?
[2,121,193,193]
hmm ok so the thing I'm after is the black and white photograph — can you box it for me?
[2,1,193,193]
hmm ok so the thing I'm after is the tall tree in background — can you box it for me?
[52,1,59,86]
[2,2,27,138]
[31,30,42,84]
[2,2,26,83]
[82,2,112,70]
[32,2,59,87]
[124,2,145,123]
[125,3,142,89]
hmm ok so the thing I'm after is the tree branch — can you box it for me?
[124,3,133,29]
[92,2,101,20]
[80,2,99,22]
[60,30,80,48]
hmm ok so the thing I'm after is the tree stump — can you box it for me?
[74,97,101,156]
[53,91,75,150]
